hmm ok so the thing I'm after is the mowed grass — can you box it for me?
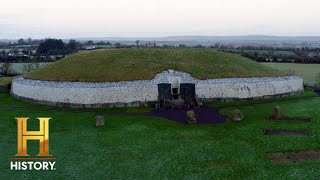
[1,92,320,178]
[262,63,320,85]
[25,49,289,82]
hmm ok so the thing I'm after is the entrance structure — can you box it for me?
[158,81,198,109]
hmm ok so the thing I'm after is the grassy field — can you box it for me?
[24,49,289,82]
[0,63,50,74]
[1,91,320,178]
[221,49,297,56]
[262,63,320,85]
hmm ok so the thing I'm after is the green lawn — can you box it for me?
[1,91,320,178]
[221,49,297,56]
[262,63,320,85]
[0,63,50,74]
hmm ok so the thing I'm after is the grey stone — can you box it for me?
[272,106,282,119]
[95,116,105,126]
[186,110,197,124]
[233,109,244,121]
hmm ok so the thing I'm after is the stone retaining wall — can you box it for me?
[11,70,304,107]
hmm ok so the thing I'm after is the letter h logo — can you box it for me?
[16,118,51,156]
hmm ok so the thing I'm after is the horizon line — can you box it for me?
[2,35,320,40]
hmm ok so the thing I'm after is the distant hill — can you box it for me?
[76,35,320,42]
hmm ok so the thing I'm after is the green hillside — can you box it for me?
[25,48,289,82]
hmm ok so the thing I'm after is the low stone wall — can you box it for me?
[11,70,304,107]
[196,76,304,100]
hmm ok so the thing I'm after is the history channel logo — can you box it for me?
[10,117,56,171]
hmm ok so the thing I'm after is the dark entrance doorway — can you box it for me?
[158,83,172,100]
[157,83,197,109]
[180,83,196,99]
[158,83,196,100]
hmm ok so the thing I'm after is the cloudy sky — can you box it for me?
[1,0,320,39]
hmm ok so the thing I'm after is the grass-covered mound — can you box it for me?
[0,77,12,86]
[25,49,289,82]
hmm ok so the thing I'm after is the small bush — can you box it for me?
[0,77,13,87]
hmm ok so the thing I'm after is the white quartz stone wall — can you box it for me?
[196,77,303,99]
[11,81,158,104]
[11,70,304,105]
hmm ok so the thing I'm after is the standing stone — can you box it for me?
[233,109,244,121]
[186,110,197,124]
[95,116,105,126]
[272,106,282,119]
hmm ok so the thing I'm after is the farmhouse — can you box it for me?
[11,49,304,108]
[83,45,96,50]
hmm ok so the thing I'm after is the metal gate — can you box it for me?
[157,83,172,100]
[180,83,195,99]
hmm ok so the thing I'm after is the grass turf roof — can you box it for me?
[24,48,290,82]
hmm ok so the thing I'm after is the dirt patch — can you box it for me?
[268,150,320,164]
[263,129,311,136]
[265,116,311,122]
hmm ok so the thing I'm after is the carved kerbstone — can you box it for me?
[272,106,282,119]
[233,109,244,121]
[95,116,105,126]
[186,110,197,124]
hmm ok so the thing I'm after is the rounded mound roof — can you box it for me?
[24,48,288,82]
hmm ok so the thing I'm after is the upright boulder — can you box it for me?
[272,106,282,119]
[95,116,105,126]
[186,110,197,124]
[233,109,244,121]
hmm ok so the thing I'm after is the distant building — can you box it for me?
[83,46,96,50]
[8,52,29,57]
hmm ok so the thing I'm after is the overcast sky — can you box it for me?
[1,0,320,39]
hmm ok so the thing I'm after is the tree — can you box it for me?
[87,40,94,45]
[253,52,259,59]
[18,38,25,45]
[0,62,12,75]
[179,44,187,48]
[115,43,122,48]
[37,39,66,55]
[67,40,81,53]
[135,40,140,48]
[97,41,105,45]
[27,38,32,45]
